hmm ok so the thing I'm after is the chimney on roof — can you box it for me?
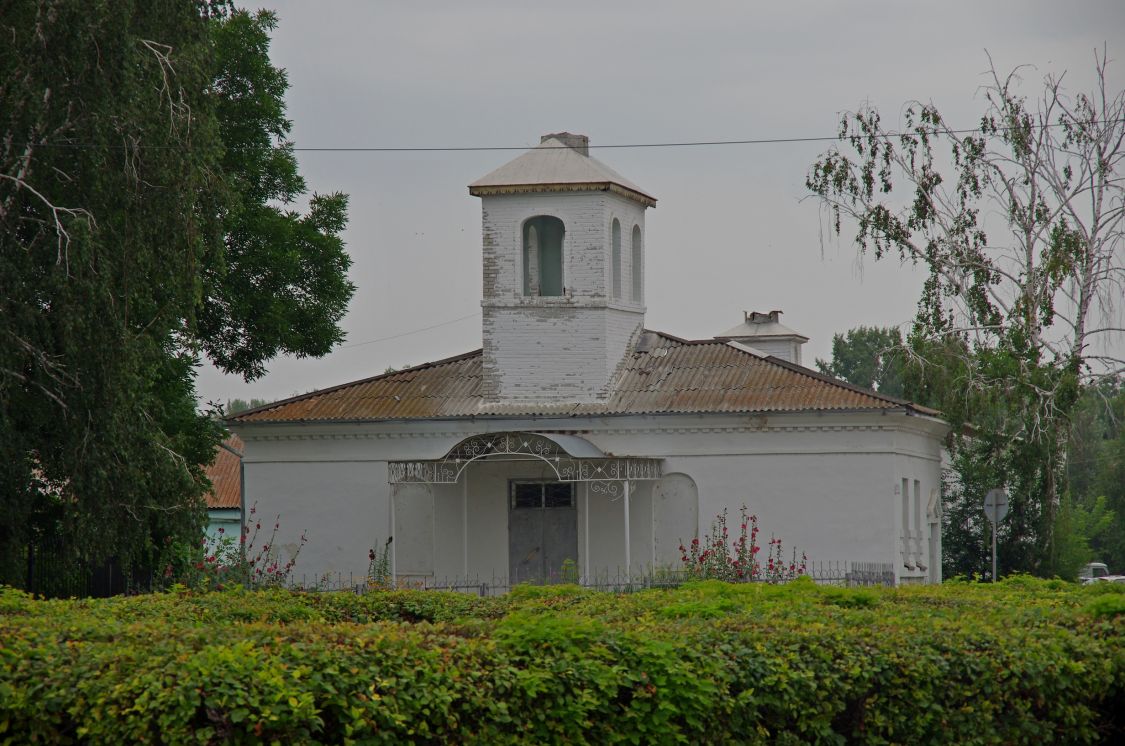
[715,309,809,366]
[541,132,589,156]
[746,310,783,324]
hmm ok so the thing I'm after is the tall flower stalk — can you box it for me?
[680,505,806,582]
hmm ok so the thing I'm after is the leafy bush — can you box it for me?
[0,581,1121,743]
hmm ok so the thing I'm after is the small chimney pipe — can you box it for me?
[541,132,589,157]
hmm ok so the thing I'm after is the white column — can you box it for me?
[462,472,469,577]
[624,480,631,579]
[389,485,397,584]
[583,482,590,585]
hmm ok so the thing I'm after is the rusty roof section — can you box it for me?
[205,434,242,509]
[230,333,938,424]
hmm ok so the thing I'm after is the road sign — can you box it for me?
[984,488,1009,524]
[984,488,1009,582]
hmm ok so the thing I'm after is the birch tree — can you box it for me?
[807,51,1124,576]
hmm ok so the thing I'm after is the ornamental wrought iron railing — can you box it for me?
[387,432,662,485]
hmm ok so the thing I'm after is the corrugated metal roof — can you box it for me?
[468,137,656,205]
[231,333,937,424]
[204,435,242,509]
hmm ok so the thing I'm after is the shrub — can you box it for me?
[0,581,1121,743]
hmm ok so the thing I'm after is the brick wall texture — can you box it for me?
[479,191,648,402]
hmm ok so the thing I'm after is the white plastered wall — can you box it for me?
[235,410,947,586]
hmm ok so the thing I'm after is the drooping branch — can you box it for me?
[0,172,94,269]
[808,52,1125,571]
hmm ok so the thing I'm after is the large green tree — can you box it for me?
[815,326,906,398]
[0,1,354,586]
[1064,379,1125,571]
[807,53,1125,577]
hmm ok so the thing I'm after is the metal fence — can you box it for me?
[294,561,897,597]
[3,539,153,599]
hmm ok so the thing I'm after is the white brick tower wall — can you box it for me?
[480,190,648,402]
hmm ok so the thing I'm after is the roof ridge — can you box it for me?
[720,343,935,414]
[652,330,931,414]
[227,348,483,422]
[228,331,944,423]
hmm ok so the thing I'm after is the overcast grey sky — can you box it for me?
[195,0,1125,407]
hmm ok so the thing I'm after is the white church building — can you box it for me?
[229,133,948,587]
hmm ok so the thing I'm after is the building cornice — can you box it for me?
[237,422,901,443]
[469,182,657,208]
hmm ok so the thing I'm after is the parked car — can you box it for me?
[1079,562,1110,584]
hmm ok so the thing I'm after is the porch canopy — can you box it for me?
[387,432,663,581]
[387,431,662,485]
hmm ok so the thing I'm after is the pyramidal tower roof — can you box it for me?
[716,310,809,342]
[469,132,656,206]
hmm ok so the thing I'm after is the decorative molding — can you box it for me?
[469,182,656,207]
[239,422,901,444]
[240,430,476,443]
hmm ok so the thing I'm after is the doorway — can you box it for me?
[508,480,578,584]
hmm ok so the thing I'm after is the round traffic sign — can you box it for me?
[984,488,1009,523]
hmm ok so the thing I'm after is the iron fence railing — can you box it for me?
[3,539,153,599]
[292,561,897,597]
[6,547,894,599]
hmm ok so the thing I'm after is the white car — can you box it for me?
[1079,562,1110,585]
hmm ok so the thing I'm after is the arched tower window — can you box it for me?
[523,216,564,296]
[611,218,622,299]
[631,224,642,302]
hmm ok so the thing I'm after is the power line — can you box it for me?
[24,119,1123,153]
[338,311,479,349]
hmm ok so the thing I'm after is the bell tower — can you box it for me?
[469,133,656,403]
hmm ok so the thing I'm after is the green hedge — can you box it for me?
[1,578,1122,744]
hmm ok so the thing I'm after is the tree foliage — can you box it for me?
[0,1,353,583]
[224,398,273,416]
[1065,379,1125,571]
[808,52,1125,577]
[815,325,906,398]
[198,10,353,380]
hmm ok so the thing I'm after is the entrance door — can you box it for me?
[508,481,578,584]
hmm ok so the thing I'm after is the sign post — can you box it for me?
[983,488,1009,582]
